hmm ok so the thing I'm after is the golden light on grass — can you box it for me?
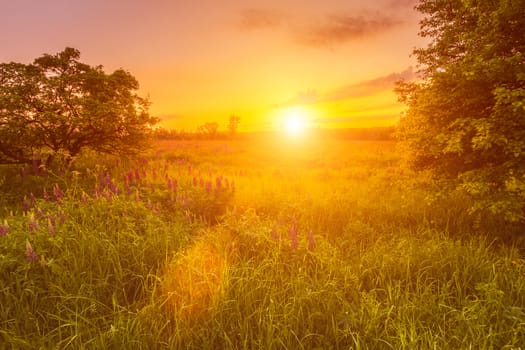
[161,230,238,322]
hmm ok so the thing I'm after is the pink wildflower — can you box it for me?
[28,214,39,232]
[289,223,299,249]
[25,240,38,262]
[53,184,63,202]
[0,223,9,237]
[22,196,30,214]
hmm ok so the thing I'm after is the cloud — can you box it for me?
[299,15,404,48]
[281,67,416,106]
[238,9,285,30]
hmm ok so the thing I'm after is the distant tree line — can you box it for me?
[155,115,241,140]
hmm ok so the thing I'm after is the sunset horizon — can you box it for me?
[1,0,426,132]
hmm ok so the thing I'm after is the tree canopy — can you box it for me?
[0,47,158,166]
[396,0,525,221]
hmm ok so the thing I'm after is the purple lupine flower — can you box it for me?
[0,223,9,237]
[25,240,38,262]
[53,184,63,202]
[205,181,212,195]
[193,176,198,187]
[58,211,67,225]
[29,193,36,207]
[28,214,39,232]
[22,196,30,214]
[127,171,134,184]
[167,178,172,190]
[289,223,299,249]
[47,218,56,235]
[125,182,132,196]
[134,168,141,182]
[108,180,119,195]
[307,229,316,251]
[216,176,222,189]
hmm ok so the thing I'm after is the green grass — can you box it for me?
[1,138,524,349]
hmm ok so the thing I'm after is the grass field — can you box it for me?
[1,136,524,349]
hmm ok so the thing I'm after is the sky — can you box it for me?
[0,0,427,132]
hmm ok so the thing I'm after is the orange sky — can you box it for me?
[1,0,427,132]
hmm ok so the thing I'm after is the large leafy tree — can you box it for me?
[397,0,525,221]
[0,47,158,166]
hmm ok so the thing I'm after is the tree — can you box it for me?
[396,0,525,221]
[228,115,240,137]
[0,47,158,166]
[197,122,219,138]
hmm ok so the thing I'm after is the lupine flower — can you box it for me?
[127,171,134,184]
[58,211,67,225]
[134,168,141,182]
[25,240,38,262]
[289,223,299,249]
[22,196,30,214]
[307,229,316,251]
[108,180,119,195]
[47,217,56,235]
[193,176,198,186]
[0,222,9,237]
[28,214,39,232]
[205,181,212,194]
[216,177,222,189]
[53,184,63,202]
[167,178,172,190]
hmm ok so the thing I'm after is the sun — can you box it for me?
[281,106,310,136]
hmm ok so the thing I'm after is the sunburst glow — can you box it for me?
[281,107,311,136]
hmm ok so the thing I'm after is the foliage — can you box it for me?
[0,138,524,348]
[197,122,219,138]
[396,0,525,221]
[0,47,158,167]
[227,114,240,137]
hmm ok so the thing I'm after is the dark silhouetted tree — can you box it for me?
[0,47,158,166]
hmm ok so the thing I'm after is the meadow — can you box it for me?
[1,135,524,349]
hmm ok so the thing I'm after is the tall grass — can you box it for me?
[0,138,524,349]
